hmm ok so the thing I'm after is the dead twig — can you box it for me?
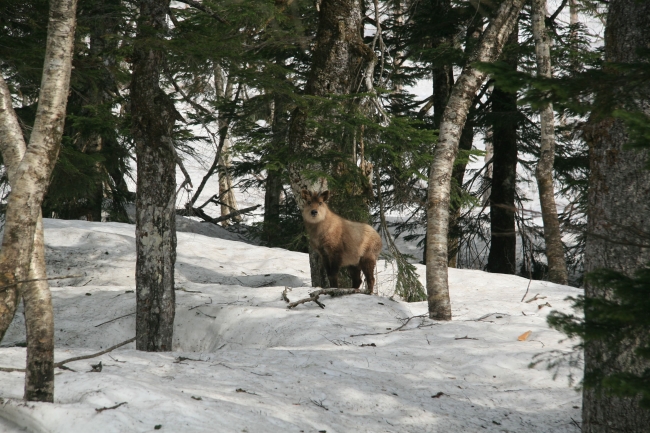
[310,399,329,411]
[176,287,202,293]
[0,274,83,293]
[182,204,261,226]
[0,366,23,373]
[281,287,291,303]
[195,309,216,319]
[349,314,429,337]
[189,298,213,310]
[570,417,582,431]
[521,278,533,302]
[322,335,353,346]
[174,356,206,363]
[95,402,127,413]
[454,335,479,340]
[94,312,135,327]
[287,288,359,309]
[525,294,547,303]
[1,337,136,373]
[469,312,510,322]
[56,337,136,368]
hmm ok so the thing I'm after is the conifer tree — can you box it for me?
[579,0,650,428]
[486,27,519,275]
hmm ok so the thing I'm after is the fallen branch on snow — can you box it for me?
[349,314,431,337]
[94,312,135,327]
[0,274,83,293]
[178,204,260,225]
[287,288,360,309]
[0,337,136,373]
[281,287,291,303]
[95,402,127,413]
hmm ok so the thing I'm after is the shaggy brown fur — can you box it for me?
[300,190,382,294]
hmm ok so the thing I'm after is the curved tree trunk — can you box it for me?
[131,0,177,352]
[531,0,568,285]
[0,0,78,402]
[425,0,524,320]
[582,0,650,430]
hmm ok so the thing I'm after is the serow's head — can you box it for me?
[300,190,330,223]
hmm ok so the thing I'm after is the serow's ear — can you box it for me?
[320,190,330,202]
[301,189,311,201]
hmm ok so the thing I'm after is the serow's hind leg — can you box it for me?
[323,255,341,289]
[349,266,362,290]
[359,257,376,295]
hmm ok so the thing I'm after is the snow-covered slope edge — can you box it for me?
[0,219,583,433]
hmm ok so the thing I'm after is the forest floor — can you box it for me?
[0,218,583,432]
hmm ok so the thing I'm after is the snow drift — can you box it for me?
[0,219,583,432]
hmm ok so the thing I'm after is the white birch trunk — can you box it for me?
[0,0,78,401]
[214,67,240,226]
[425,0,525,320]
[532,0,568,285]
[131,0,177,352]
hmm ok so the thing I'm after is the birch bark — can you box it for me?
[131,0,177,351]
[215,65,241,226]
[425,0,524,320]
[0,0,78,401]
[531,0,568,285]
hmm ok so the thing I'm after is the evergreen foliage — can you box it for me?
[548,265,650,408]
[539,46,650,411]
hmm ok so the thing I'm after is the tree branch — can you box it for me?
[0,337,136,373]
[179,204,260,225]
[287,288,360,309]
[174,0,229,24]
[0,274,83,293]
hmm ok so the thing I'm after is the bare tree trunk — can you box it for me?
[532,0,568,285]
[421,0,456,267]
[263,93,290,246]
[442,21,482,268]
[487,27,519,275]
[131,0,177,352]
[23,217,54,401]
[0,0,78,402]
[582,0,650,430]
[425,0,524,320]
[214,64,240,226]
[448,120,474,267]
[286,0,374,288]
[569,0,578,26]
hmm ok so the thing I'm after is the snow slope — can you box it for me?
[0,219,583,432]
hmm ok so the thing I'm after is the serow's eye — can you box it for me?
[306,201,311,205]
[319,202,323,206]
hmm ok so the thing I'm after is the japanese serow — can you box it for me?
[300,189,382,294]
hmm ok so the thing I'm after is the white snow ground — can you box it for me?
[0,219,583,432]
